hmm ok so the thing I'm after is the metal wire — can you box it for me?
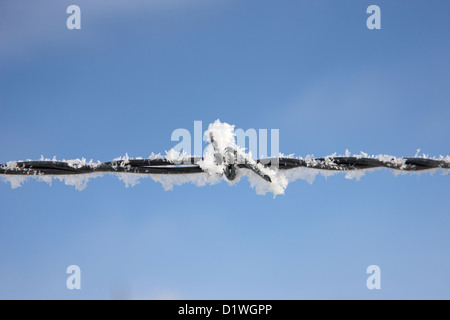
[1,157,449,181]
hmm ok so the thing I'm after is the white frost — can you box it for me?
[150,172,218,191]
[116,173,148,188]
[54,173,105,191]
[1,175,30,189]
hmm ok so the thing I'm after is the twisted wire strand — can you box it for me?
[1,157,448,178]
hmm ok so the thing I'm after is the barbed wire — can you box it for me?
[1,156,449,184]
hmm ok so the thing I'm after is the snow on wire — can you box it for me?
[1,120,449,196]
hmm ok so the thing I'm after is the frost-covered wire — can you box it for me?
[1,156,448,177]
[1,120,449,196]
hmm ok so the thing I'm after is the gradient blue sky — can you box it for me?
[1,0,449,299]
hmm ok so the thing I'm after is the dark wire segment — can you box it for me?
[1,157,449,182]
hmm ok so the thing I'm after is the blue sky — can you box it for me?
[0,0,449,299]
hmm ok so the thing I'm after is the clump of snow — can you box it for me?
[344,149,351,157]
[165,149,190,165]
[148,152,165,160]
[354,151,369,159]
[1,175,30,189]
[283,167,341,185]
[240,169,287,196]
[443,155,450,169]
[113,153,131,162]
[116,173,148,188]
[54,173,104,191]
[197,120,237,178]
[415,148,421,157]
[37,175,53,185]
[2,161,20,171]
[344,168,380,181]
[150,172,218,191]
[375,154,406,169]
[65,158,101,169]
[1,171,103,191]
